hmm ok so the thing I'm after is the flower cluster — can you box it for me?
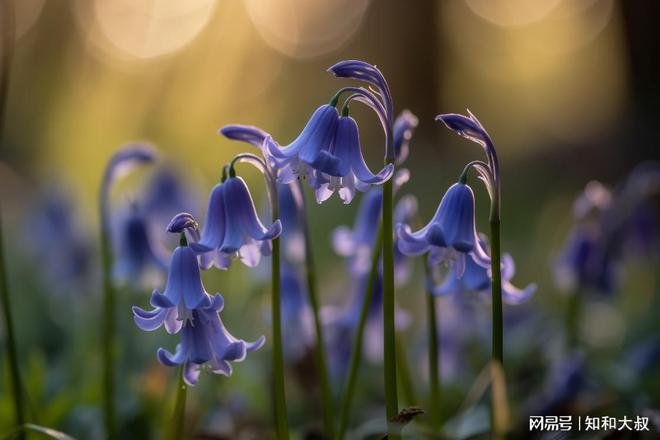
[133,238,264,385]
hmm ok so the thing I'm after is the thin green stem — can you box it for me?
[271,190,290,439]
[100,218,116,439]
[336,226,383,440]
[298,185,335,437]
[168,367,187,440]
[382,173,400,438]
[0,1,25,438]
[395,333,417,407]
[426,283,441,433]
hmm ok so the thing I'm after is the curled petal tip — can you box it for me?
[167,212,198,234]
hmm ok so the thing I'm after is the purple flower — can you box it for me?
[430,250,536,305]
[112,205,167,287]
[397,182,490,274]
[555,224,617,295]
[142,166,199,225]
[133,245,264,385]
[191,176,282,269]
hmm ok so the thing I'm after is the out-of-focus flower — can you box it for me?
[528,355,588,415]
[430,240,536,305]
[280,264,314,362]
[397,182,490,276]
[555,181,619,295]
[112,204,167,287]
[24,187,94,294]
[142,166,199,226]
[191,176,282,269]
[392,110,418,165]
[332,170,412,283]
[133,243,264,385]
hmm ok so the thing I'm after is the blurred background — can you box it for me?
[1,0,659,438]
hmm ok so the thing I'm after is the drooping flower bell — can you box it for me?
[220,60,406,204]
[397,182,490,275]
[133,235,265,385]
[430,245,536,305]
[191,175,282,269]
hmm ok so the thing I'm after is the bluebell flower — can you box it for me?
[112,204,167,286]
[430,249,536,305]
[191,176,282,269]
[555,224,617,294]
[529,355,588,415]
[133,244,265,385]
[555,182,619,295]
[397,182,490,275]
[222,60,402,204]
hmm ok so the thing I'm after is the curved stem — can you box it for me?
[0,1,25,438]
[296,182,335,437]
[425,263,441,433]
[167,367,187,440]
[270,187,290,439]
[336,225,383,440]
[382,170,400,438]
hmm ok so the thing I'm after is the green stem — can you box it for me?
[382,173,400,438]
[489,217,504,438]
[336,226,383,440]
[426,280,441,433]
[271,192,290,439]
[168,367,187,440]
[100,218,116,439]
[490,218,503,365]
[0,1,25,438]
[298,185,335,437]
[395,333,417,407]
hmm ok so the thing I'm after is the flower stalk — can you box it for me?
[168,365,187,440]
[382,168,400,438]
[425,262,441,433]
[336,224,383,440]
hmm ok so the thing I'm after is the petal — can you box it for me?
[194,183,226,251]
[133,306,168,331]
[435,183,478,252]
[162,246,208,310]
[182,362,201,386]
[331,226,357,256]
[150,290,175,308]
[220,124,270,150]
[501,253,516,281]
[396,224,434,256]
[502,282,537,305]
[163,308,183,334]
[226,177,282,243]
[246,335,266,352]
[157,345,187,367]
[297,105,339,166]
